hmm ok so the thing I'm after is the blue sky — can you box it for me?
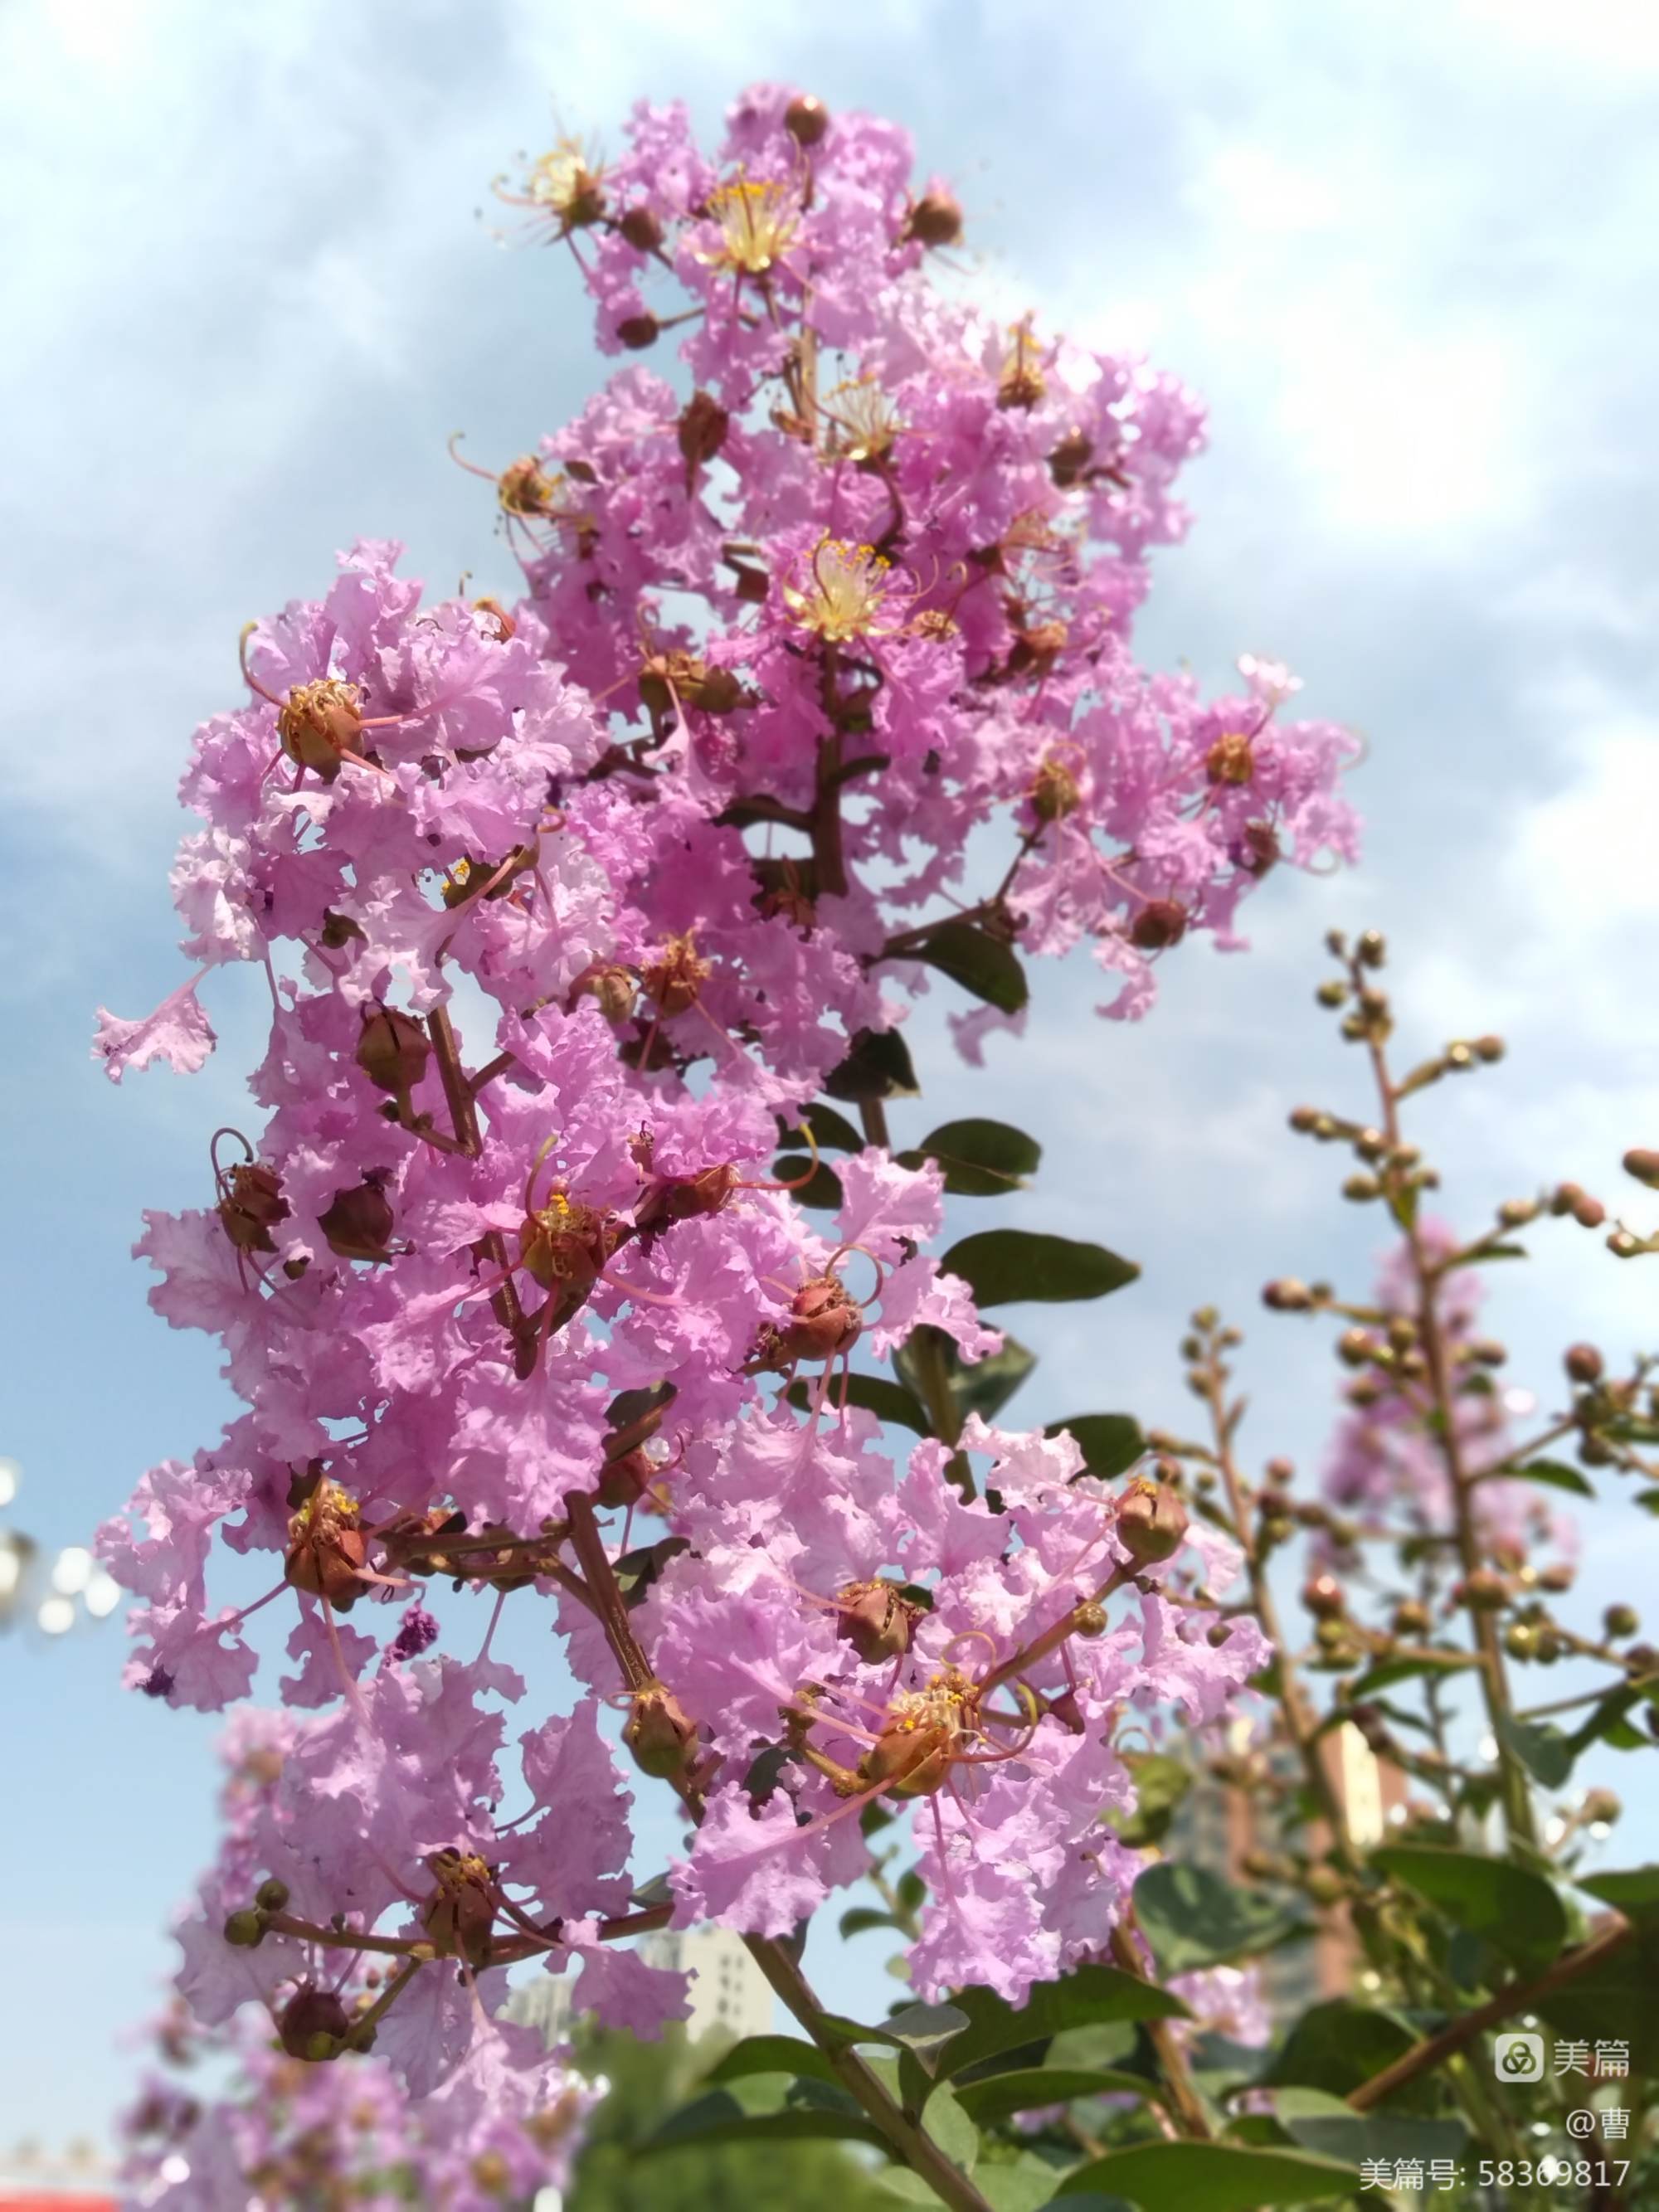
[6,0,1659,2157]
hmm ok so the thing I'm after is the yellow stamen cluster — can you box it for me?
[643,931,712,1015]
[828,377,901,464]
[705,173,800,275]
[527,138,606,227]
[998,320,1047,411]
[783,538,893,642]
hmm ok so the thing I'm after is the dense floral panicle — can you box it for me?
[98,80,1356,2120]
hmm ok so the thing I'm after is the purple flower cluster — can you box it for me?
[97,84,1355,2137]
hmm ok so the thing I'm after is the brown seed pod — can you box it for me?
[355,1005,431,1097]
[318,1175,397,1263]
[276,1984,352,2062]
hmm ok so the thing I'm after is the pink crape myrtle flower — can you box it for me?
[97,81,1357,2132]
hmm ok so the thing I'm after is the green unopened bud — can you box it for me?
[1460,1568,1508,1612]
[223,1909,265,1948]
[1604,1603,1639,1640]
[255,1877,290,1913]
[624,1680,698,1780]
[1262,1277,1313,1311]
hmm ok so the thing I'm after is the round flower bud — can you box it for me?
[223,1909,265,1948]
[1316,980,1348,1008]
[1505,1621,1539,1660]
[319,1176,397,1264]
[1262,1278,1313,1311]
[1301,1574,1345,1621]
[1604,1603,1639,1640]
[1623,1147,1659,1189]
[1572,1193,1607,1228]
[616,312,660,350]
[255,1877,290,1913]
[276,1985,352,2062]
[1564,1343,1604,1384]
[1288,1106,1320,1133]
[1343,1173,1381,1202]
[1458,1568,1508,1612]
[1357,929,1387,967]
[1582,1787,1622,1825]
[903,191,963,248]
[355,1005,430,1098]
[1391,1600,1430,1638]
[619,203,664,253]
[1073,1599,1107,1638]
[785,94,830,146]
[1130,899,1187,950]
[1029,754,1081,822]
[1473,1035,1505,1062]
[1305,1865,1347,1906]
[1114,1478,1189,1565]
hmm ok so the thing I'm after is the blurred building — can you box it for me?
[508,1925,773,2048]
[1168,1718,1406,2019]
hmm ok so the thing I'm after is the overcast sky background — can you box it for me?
[5,0,1659,2159]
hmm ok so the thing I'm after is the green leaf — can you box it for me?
[825,1027,921,1102]
[839,1907,901,1939]
[788,1101,865,1152]
[1496,1713,1575,1790]
[1048,1414,1146,1481]
[639,2088,888,2156]
[1263,2001,1424,2105]
[898,1869,927,1914]
[1054,2141,1359,2210]
[894,1325,1037,1427]
[911,920,1029,1013]
[1579,1864,1659,1922]
[703,2035,842,2090]
[883,2001,971,2059]
[962,2157,1078,2212]
[1114,1753,1194,1848]
[1532,1913,1659,2075]
[1372,1844,1568,1973]
[786,1372,930,1434]
[1502,1458,1597,1498]
[955,2065,1156,2123]
[1134,1863,1306,1975]
[1343,1651,1480,1697]
[900,1117,1043,1198]
[771,1155,845,1209]
[941,1229,1139,1308]
[1635,1486,1659,1514]
[1273,2088,1467,2170]
[935,1964,1190,2083]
